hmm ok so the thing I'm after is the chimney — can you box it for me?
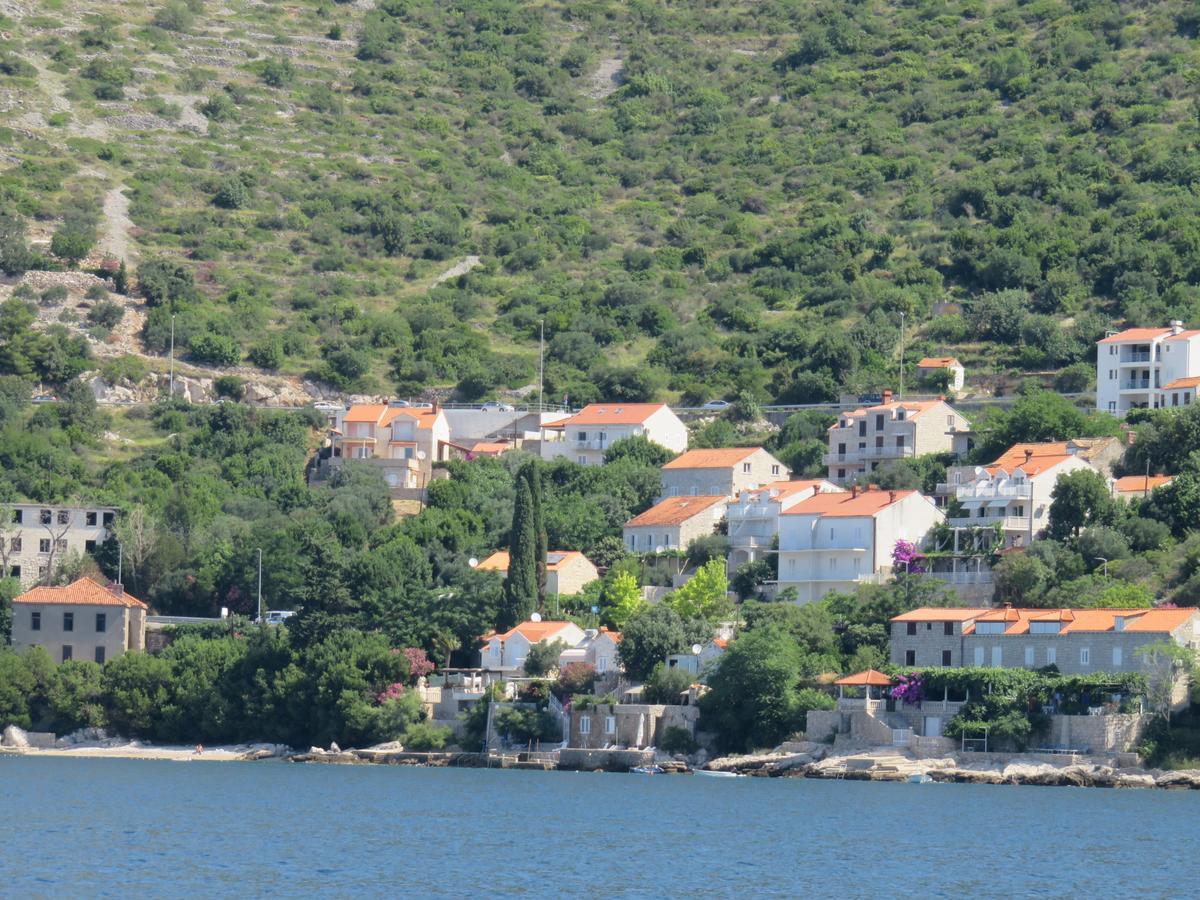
[1171,319,1184,335]
[852,485,859,498]
[1024,449,1033,464]
[937,394,946,402]
[111,583,123,597]
[881,389,893,405]
[889,490,896,503]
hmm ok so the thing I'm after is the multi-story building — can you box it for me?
[622,495,727,554]
[890,606,1200,679]
[725,479,843,572]
[557,627,622,676]
[329,402,450,491]
[775,486,944,604]
[658,447,788,501]
[825,391,970,484]
[10,577,147,664]
[541,403,687,465]
[476,550,600,597]
[915,357,965,393]
[479,620,587,674]
[1096,321,1200,415]
[0,503,117,588]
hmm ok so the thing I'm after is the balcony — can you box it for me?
[953,483,1032,500]
[574,440,609,451]
[729,504,773,520]
[1120,351,1152,363]
[1120,380,1155,391]
[824,445,916,465]
[948,514,1032,532]
[729,534,772,549]
[929,570,995,585]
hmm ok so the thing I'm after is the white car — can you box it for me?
[481,400,515,412]
[262,610,296,626]
[702,399,730,410]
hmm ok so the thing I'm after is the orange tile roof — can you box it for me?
[477,550,593,572]
[384,407,439,431]
[1113,475,1173,494]
[1098,327,1174,344]
[624,495,727,527]
[662,447,761,469]
[470,441,513,455]
[15,577,147,609]
[561,403,668,426]
[916,357,961,368]
[835,399,945,424]
[835,669,892,686]
[894,606,1197,635]
[783,487,919,517]
[1164,330,1200,341]
[493,620,578,643]
[735,479,841,504]
[1164,376,1200,389]
[711,638,729,650]
[343,403,388,424]
[598,626,622,644]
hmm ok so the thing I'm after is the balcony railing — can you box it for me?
[729,534,772,549]
[948,515,1032,531]
[953,483,1032,500]
[574,440,609,451]
[824,445,916,465]
[1121,380,1153,390]
[1121,351,1152,363]
[729,504,774,519]
[929,571,995,585]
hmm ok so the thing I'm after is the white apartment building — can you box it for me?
[1,503,117,588]
[942,443,1097,548]
[330,402,451,490]
[659,447,788,501]
[825,392,970,484]
[541,403,687,465]
[776,486,944,604]
[1097,321,1200,415]
[725,479,843,572]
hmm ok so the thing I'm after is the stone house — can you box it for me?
[476,549,600,597]
[540,403,688,465]
[825,392,970,485]
[658,447,789,501]
[0,503,117,589]
[568,702,700,750]
[10,577,147,664]
[622,495,727,554]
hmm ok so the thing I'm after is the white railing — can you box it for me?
[574,440,609,451]
[929,571,995,585]
[953,483,1032,499]
[824,445,916,464]
[729,534,772,549]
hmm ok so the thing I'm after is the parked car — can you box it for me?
[31,394,58,404]
[260,610,296,626]
[312,401,342,412]
[481,400,515,412]
[702,399,730,410]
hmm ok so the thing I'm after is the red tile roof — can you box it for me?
[561,403,669,426]
[891,608,984,622]
[894,606,1197,635]
[1097,327,1174,344]
[1164,376,1200,389]
[490,620,579,644]
[624,495,727,527]
[835,400,945,423]
[735,479,842,504]
[662,447,761,469]
[783,487,918,518]
[1112,475,1173,495]
[916,357,961,368]
[477,550,592,572]
[1164,330,1200,342]
[15,577,147,609]
[835,669,892,686]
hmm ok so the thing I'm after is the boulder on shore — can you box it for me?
[2,725,29,749]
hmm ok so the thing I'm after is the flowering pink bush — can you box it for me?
[890,673,923,706]
[402,647,435,682]
[377,682,407,703]
[892,539,926,575]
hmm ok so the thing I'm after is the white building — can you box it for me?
[915,357,965,392]
[558,627,622,676]
[658,447,788,501]
[479,620,587,674]
[825,392,970,484]
[1,503,117,588]
[776,486,943,604]
[1096,322,1200,415]
[725,479,843,572]
[541,403,687,465]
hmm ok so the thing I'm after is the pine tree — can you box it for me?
[113,259,129,295]
[499,474,538,629]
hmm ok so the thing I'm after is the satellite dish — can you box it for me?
[530,612,542,623]
[654,545,663,554]
[468,557,479,568]
[691,643,703,655]
[416,450,427,460]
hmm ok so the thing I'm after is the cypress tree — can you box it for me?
[522,461,548,609]
[500,474,538,628]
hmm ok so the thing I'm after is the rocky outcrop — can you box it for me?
[2,725,30,749]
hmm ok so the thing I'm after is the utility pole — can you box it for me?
[117,540,123,587]
[538,319,544,413]
[169,313,176,398]
[256,547,263,623]
[899,310,906,399]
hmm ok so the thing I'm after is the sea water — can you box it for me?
[0,756,1194,897]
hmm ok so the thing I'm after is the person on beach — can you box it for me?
[195,744,204,755]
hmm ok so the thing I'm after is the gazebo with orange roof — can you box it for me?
[833,669,893,706]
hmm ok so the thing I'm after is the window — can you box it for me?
[63,612,74,632]
[858,421,866,437]
[61,645,72,662]
[604,716,616,735]
[1112,646,1122,667]
[94,646,105,665]
[1080,647,1091,666]
[579,715,591,735]
[86,511,97,526]
[103,512,114,527]
[85,540,96,553]
[10,565,19,579]
[38,539,50,553]
[57,510,69,525]
[96,613,106,633]
[597,656,608,673]
[31,612,40,631]
[771,465,780,476]
[975,622,1005,635]
[973,647,985,666]
[906,622,917,636]
[742,462,751,474]
[11,509,21,524]
[941,650,952,667]
[943,622,954,636]
[40,509,51,525]
[837,469,845,480]
[54,539,67,552]
[1024,646,1034,667]
[577,431,588,442]
[9,537,20,552]
[875,414,884,430]
[577,456,587,465]
[837,443,846,455]
[1047,646,1056,665]
[904,650,916,666]
[895,436,905,449]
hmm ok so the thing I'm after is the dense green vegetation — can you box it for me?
[5,1,1200,402]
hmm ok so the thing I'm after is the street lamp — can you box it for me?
[1095,557,1109,579]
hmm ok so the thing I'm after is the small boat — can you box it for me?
[694,769,745,778]
[908,773,934,784]
[630,765,663,775]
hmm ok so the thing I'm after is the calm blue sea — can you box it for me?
[0,756,1194,897]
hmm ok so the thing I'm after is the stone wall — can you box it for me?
[558,748,655,771]
[1050,713,1150,753]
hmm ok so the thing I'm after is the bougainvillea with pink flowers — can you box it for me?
[891,672,924,706]
[892,539,926,575]
[403,647,436,682]
[377,682,407,703]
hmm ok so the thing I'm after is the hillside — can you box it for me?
[3,0,1200,403]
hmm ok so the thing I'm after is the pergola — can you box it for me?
[833,669,893,703]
